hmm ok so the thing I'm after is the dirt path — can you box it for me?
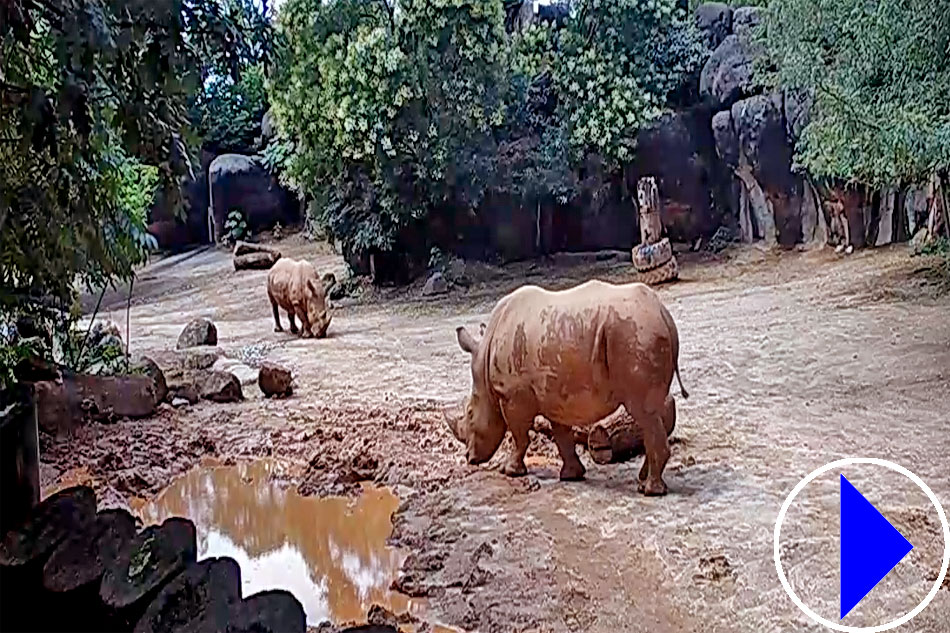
[43,237,950,632]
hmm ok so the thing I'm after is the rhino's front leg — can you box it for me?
[551,423,586,481]
[499,400,531,477]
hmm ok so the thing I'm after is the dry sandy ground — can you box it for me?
[43,235,950,632]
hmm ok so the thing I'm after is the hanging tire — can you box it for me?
[636,256,679,285]
[632,238,673,272]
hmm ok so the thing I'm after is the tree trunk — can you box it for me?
[0,387,40,536]
[233,241,281,258]
[100,518,197,629]
[133,558,243,633]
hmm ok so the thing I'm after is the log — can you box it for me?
[0,486,97,632]
[233,241,281,257]
[0,388,40,535]
[233,251,280,271]
[636,177,664,245]
[134,557,242,633]
[231,590,306,633]
[581,396,677,465]
[43,509,137,593]
[100,518,197,627]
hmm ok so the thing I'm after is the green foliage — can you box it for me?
[1,0,256,384]
[224,209,249,243]
[270,0,703,261]
[190,64,269,153]
[270,0,509,254]
[762,0,950,186]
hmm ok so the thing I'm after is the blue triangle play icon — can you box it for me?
[840,474,913,619]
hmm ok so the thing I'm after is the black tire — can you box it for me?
[636,256,679,285]
[632,238,673,272]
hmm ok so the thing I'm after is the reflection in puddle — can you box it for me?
[139,460,416,626]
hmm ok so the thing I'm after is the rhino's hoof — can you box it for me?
[502,461,527,477]
[559,463,586,481]
[639,479,668,496]
[274,326,283,333]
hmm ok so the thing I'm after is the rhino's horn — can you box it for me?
[442,406,461,441]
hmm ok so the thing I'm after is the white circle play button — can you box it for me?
[774,458,950,632]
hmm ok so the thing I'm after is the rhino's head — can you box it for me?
[445,324,505,464]
[305,279,332,338]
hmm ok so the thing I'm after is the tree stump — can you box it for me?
[582,395,677,465]
[636,177,664,245]
[231,590,306,633]
[134,557,242,633]
[100,518,197,628]
[233,252,280,271]
[41,509,137,632]
[0,486,97,632]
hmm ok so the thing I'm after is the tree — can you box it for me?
[269,0,508,257]
[762,0,950,187]
[0,0,254,388]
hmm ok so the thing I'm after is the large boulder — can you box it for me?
[33,374,159,435]
[208,154,299,242]
[131,356,168,404]
[700,35,755,110]
[165,369,243,403]
[147,150,217,249]
[695,3,733,50]
[177,318,217,350]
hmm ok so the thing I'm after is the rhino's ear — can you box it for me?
[479,322,487,337]
[456,326,478,355]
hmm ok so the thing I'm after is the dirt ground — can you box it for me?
[42,235,950,632]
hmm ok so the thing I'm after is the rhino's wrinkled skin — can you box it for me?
[266,258,331,338]
[448,280,688,496]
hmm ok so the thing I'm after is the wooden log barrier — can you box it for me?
[134,557,242,633]
[0,486,97,631]
[41,509,138,632]
[100,518,197,630]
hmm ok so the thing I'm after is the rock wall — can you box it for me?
[208,154,301,243]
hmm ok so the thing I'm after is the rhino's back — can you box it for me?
[486,281,670,424]
[268,257,316,303]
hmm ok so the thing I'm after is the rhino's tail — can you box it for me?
[675,366,689,400]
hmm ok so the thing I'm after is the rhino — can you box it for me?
[447,280,688,496]
[266,258,332,338]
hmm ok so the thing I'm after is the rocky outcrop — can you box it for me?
[699,35,756,110]
[148,150,218,249]
[695,3,733,50]
[732,6,763,38]
[208,154,300,242]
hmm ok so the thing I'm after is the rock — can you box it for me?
[784,88,813,141]
[90,320,122,346]
[694,3,733,50]
[131,356,168,404]
[32,374,159,435]
[177,318,217,349]
[212,357,259,388]
[700,35,756,110]
[148,149,218,249]
[165,369,243,403]
[171,398,191,408]
[260,109,277,142]
[258,363,293,398]
[179,348,224,370]
[732,6,763,38]
[712,110,739,168]
[209,154,300,242]
[234,252,280,271]
[421,272,449,296]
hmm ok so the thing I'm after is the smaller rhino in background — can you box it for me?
[267,258,333,338]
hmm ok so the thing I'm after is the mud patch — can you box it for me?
[139,460,420,627]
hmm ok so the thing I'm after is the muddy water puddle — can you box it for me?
[139,460,419,626]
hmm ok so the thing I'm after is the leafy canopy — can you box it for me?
[762,0,950,185]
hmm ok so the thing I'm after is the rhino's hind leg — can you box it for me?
[551,424,586,481]
[629,401,669,496]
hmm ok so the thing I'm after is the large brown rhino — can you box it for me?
[447,280,688,496]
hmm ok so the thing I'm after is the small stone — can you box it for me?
[171,398,190,408]
[421,272,449,296]
[177,318,217,349]
[212,357,259,387]
[259,363,293,398]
